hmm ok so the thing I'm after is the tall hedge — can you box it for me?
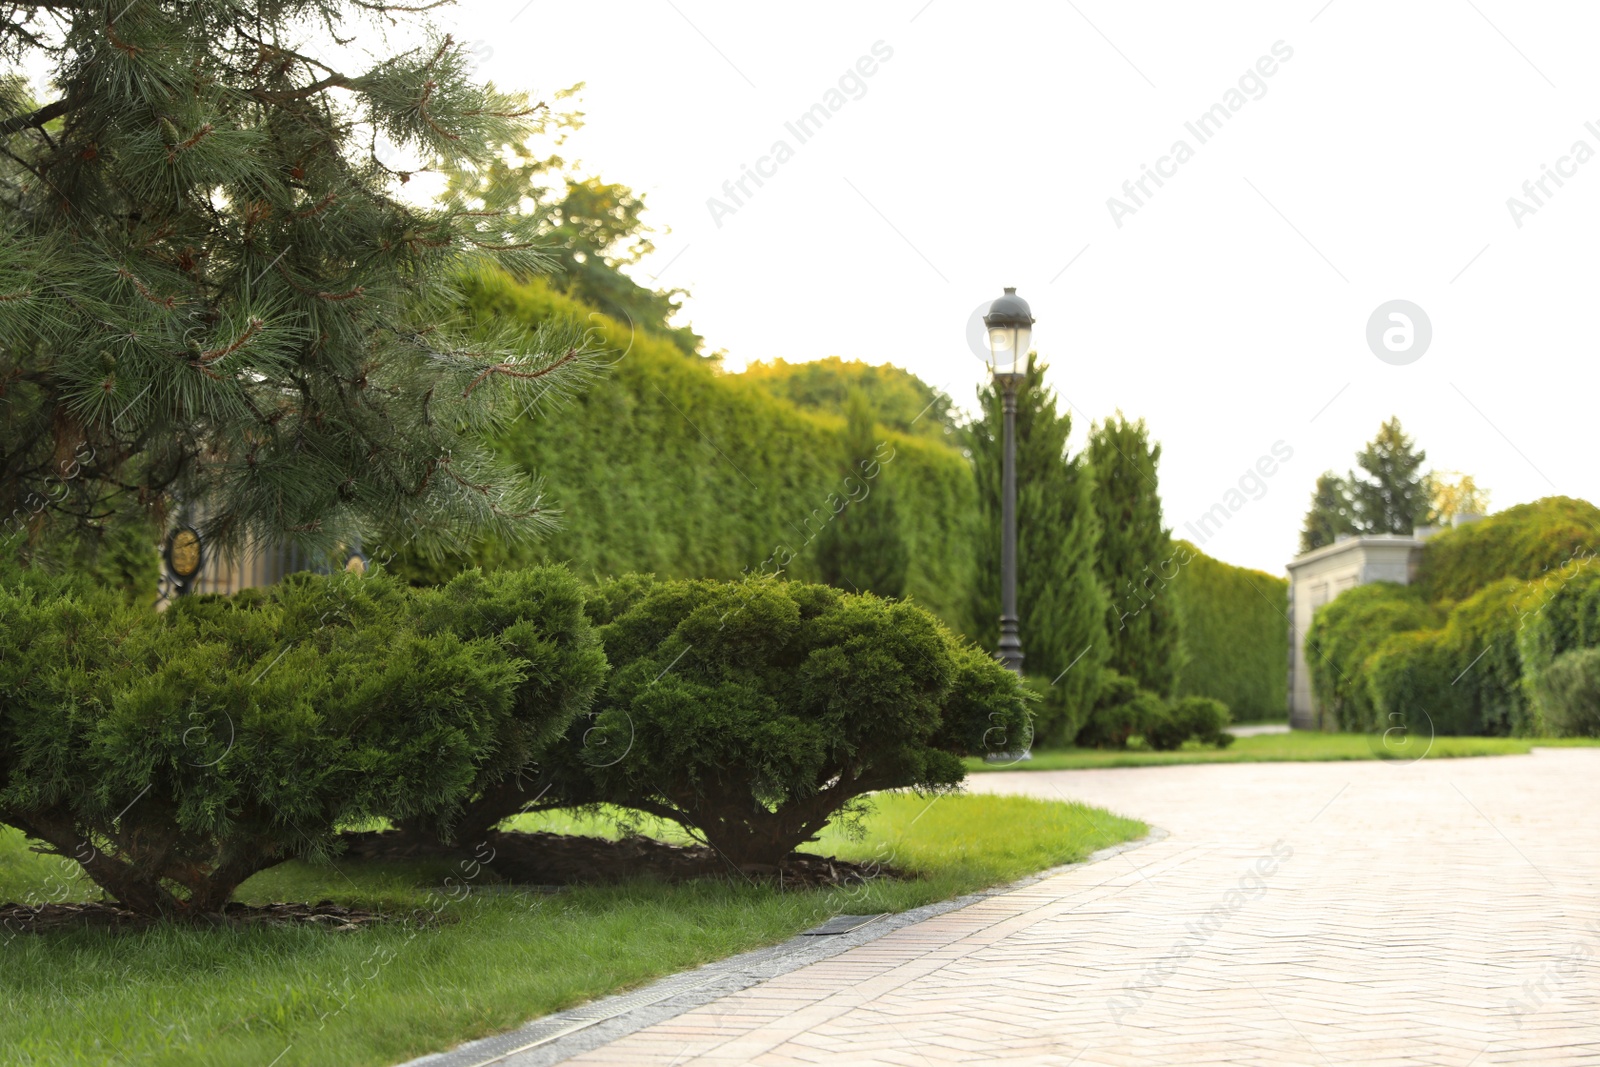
[1304,582,1443,732]
[1419,497,1600,602]
[1168,542,1288,720]
[393,273,981,636]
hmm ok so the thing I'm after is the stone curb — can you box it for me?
[395,826,1169,1067]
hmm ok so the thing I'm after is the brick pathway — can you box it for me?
[569,748,1600,1066]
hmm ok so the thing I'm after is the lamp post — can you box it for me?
[983,287,1034,677]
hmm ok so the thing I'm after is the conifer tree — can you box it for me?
[1087,412,1179,695]
[0,1,597,565]
[814,391,908,597]
[970,355,1108,714]
[1350,416,1429,534]
[1299,471,1357,552]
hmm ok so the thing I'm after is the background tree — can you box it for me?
[970,355,1108,716]
[1429,470,1491,524]
[814,391,908,597]
[1350,417,1430,534]
[0,1,597,567]
[1087,412,1179,695]
[1298,417,1436,554]
[438,85,703,358]
[1300,471,1358,552]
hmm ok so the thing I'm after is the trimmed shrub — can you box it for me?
[1529,647,1600,737]
[568,576,1029,870]
[1145,696,1234,751]
[0,572,521,917]
[1518,558,1600,734]
[1305,583,1443,732]
[1168,542,1288,720]
[1419,497,1600,603]
[1367,577,1532,737]
[1075,671,1166,749]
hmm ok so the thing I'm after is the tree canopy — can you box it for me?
[1,0,598,568]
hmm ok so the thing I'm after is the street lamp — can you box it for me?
[983,287,1034,676]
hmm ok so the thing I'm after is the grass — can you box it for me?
[0,792,1144,1067]
[967,731,1600,772]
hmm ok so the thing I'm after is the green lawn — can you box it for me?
[968,731,1600,772]
[0,792,1143,1067]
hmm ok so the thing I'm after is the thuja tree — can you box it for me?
[1088,413,1179,696]
[814,391,909,598]
[0,1,595,564]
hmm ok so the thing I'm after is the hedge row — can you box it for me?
[1417,497,1600,602]
[1304,583,1444,733]
[1307,549,1600,737]
[0,566,1026,916]
[392,273,983,637]
[1167,542,1289,720]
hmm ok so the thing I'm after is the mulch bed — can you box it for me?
[341,829,900,889]
[0,899,403,935]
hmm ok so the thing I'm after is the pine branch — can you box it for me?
[0,98,69,138]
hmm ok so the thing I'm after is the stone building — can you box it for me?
[1285,518,1478,729]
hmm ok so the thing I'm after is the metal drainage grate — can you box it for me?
[801,913,887,936]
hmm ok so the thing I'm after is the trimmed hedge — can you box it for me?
[1366,577,1532,737]
[1418,497,1600,602]
[1530,648,1600,737]
[1517,557,1600,735]
[1304,582,1443,732]
[562,576,1029,869]
[393,273,983,637]
[1168,541,1288,720]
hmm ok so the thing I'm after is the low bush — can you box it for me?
[0,571,522,917]
[1529,647,1600,737]
[1075,671,1166,749]
[1305,583,1443,732]
[566,576,1030,871]
[1145,696,1234,751]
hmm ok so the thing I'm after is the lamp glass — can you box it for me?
[988,326,1019,375]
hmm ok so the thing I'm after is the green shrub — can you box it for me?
[1366,577,1533,737]
[1419,497,1600,602]
[1169,542,1288,720]
[1075,671,1166,749]
[1518,558,1600,733]
[1529,647,1600,737]
[568,576,1029,870]
[1305,583,1443,732]
[1143,696,1233,751]
[1025,673,1091,749]
[0,571,520,917]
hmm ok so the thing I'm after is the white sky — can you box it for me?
[31,1,1598,575]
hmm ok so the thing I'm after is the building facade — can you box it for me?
[1285,534,1426,729]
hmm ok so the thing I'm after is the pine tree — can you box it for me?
[970,355,1109,719]
[814,392,908,597]
[1299,471,1357,552]
[0,2,597,566]
[1350,417,1429,534]
[1087,412,1179,695]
